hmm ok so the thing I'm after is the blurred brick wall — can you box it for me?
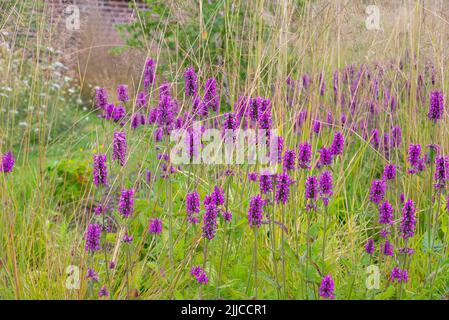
[45,0,149,97]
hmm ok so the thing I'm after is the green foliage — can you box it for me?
[47,158,92,204]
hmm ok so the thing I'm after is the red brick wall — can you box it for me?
[44,0,150,94]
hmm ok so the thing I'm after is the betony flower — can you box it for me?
[95,87,108,109]
[118,189,135,218]
[365,238,375,255]
[93,154,108,187]
[318,146,333,167]
[319,170,333,206]
[186,191,200,224]
[202,204,219,240]
[298,142,312,169]
[383,164,396,181]
[86,268,99,282]
[123,232,134,243]
[191,266,208,285]
[248,172,259,182]
[136,91,147,108]
[369,179,386,204]
[434,155,449,191]
[305,175,318,210]
[319,274,335,299]
[379,201,394,225]
[184,66,198,97]
[148,218,163,235]
[248,194,264,228]
[283,149,296,171]
[259,174,274,194]
[400,199,416,239]
[276,173,293,205]
[98,285,109,298]
[1,151,14,173]
[390,268,409,283]
[117,84,129,103]
[146,169,152,185]
[144,58,156,91]
[222,210,232,222]
[204,78,219,112]
[112,132,127,167]
[408,144,421,167]
[85,224,101,253]
[428,90,444,121]
[313,119,321,134]
[210,186,225,206]
[370,129,380,150]
[112,105,125,123]
[331,132,345,156]
[381,239,394,256]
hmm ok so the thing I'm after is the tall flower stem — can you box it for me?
[125,242,130,299]
[253,228,258,297]
[429,190,442,298]
[270,187,281,299]
[165,136,174,268]
[322,205,328,273]
[217,174,231,298]
[427,127,436,287]
[281,205,287,298]
[398,239,409,299]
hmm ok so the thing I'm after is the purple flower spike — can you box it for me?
[365,238,375,255]
[98,285,109,298]
[298,142,312,169]
[202,204,219,240]
[319,170,333,206]
[85,224,101,253]
[1,151,14,173]
[381,239,394,256]
[191,265,208,285]
[93,154,108,187]
[184,66,198,97]
[118,189,135,218]
[259,174,274,194]
[95,87,108,109]
[400,199,416,239]
[248,194,264,228]
[276,173,293,204]
[383,164,396,181]
[319,274,335,299]
[148,218,163,235]
[204,78,219,112]
[331,131,345,156]
[117,84,129,103]
[318,146,333,167]
[186,191,200,224]
[112,132,127,167]
[428,90,444,121]
[369,179,386,204]
[283,149,296,171]
[379,201,394,225]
